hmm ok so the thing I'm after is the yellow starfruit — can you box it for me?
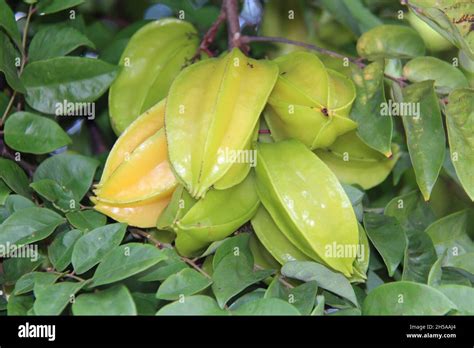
[165,48,279,198]
[265,51,357,149]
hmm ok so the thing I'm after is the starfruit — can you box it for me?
[265,51,357,149]
[255,139,359,276]
[109,19,199,134]
[165,48,279,198]
[251,206,310,265]
[93,100,178,228]
[315,131,400,189]
[157,173,260,257]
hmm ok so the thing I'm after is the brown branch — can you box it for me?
[223,0,242,50]
[198,6,227,57]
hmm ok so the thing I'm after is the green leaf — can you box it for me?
[138,248,187,282]
[319,0,381,36]
[213,234,253,269]
[363,213,406,277]
[264,278,318,315]
[71,223,126,274]
[65,210,107,232]
[37,0,85,15]
[72,284,137,315]
[21,57,118,114]
[445,88,474,200]
[403,57,469,94]
[400,81,445,200]
[232,298,300,316]
[228,289,266,310]
[34,153,99,202]
[402,229,438,283]
[362,281,456,315]
[0,180,10,205]
[281,261,358,307]
[444,252,474,278]
[0,207,65,254]
[437,284,474,315]
[385,191,436,231]
[132,292,161,315]
[156,295,227,316]
[48,229,82,272]
[4,112,71,154]
[311,295,325,315]
[30,179,77,212]
[212,252,274,308]
[91,243,167,287]
[29,25,95,62]
[357,25,425,60]
[0,0,22,49]
[0,31,24,92]
[156,268,212,300]
[350,61,392,156]
[426,209,474,257]
[7,294,34,315]
[34,281,86,315]
[32,272,63,296]
[5,194,35,214]
[0,158,31,198]
[408,1,474,59]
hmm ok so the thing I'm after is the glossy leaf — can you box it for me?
[315,131,400,190]
[0,31,25,92]
[403,57,468,94]
[363,213,406,277]
[350,61,392,155]
[0,0,21,48]
[48,229,82,272]
[37,0,85,15]
[71,223,126,274]
[72,285,137,315]
[65,210,107,232]
[232,298,300,316]
[357,25,425,60]
[166,48,278,198]
[362,281,456,315]
[22,57,118,114]
[426,209,474,257]
[438,284,474,315]
[30,179,76,212]
[34,281,86,315]
[256,139,359,276]
[138,248,188,282]
[445,88,474,200]
[402,229,438,283]
[400,81,445,200]
[34,153,99,203]
[109,19,199,134]
[156,268,212,300]
[0,207,64,255]
[7,295,34,315]
[156,295,227,316]
[0,158,31,197]
[385,191,436,231]
[92,243,167,287]
[212,252,274,308]
[282,261,358,306]
[29,25,95,62]
[265,278,318,315]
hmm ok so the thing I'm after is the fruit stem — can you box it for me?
[224,0,241,50]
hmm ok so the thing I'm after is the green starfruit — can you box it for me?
[166,48,278,198]
[109,19,199,134]
[265,51,357,150]
[255,139,359,276]
[315,131,400,189]
[157,173,260,257]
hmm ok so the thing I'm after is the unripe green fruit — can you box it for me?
[407,12,453,52]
